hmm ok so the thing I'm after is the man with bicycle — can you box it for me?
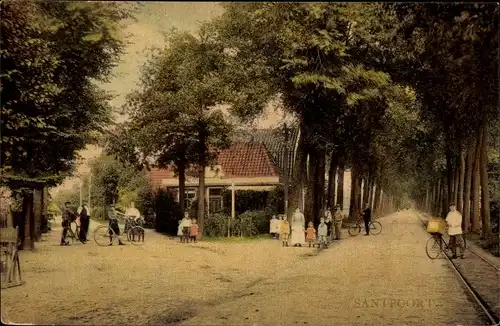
[361,203,372,236]
[107,204,125,246]
[445,203,465,259]
[60,202,75,246]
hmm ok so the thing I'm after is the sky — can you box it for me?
[54,2,290,194]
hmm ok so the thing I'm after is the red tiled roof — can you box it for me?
[147,142,278,186]
[217,142,279,178]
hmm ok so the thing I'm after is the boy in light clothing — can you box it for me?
[445,203,465,259]
[318,218,328,248]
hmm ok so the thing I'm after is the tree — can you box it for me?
[1,1,129,249]
[385,3,498,233]
[106,29,234,237]
[210,3,414,222]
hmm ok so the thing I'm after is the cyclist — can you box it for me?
[60,202,76,246]
[361,203,372,236]
[445,203,465,259]
[107,204,125,246]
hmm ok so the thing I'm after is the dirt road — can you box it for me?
[0,211,486,325]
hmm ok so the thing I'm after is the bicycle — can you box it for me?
[348,216,382,236]
[93,216,145,246]
[425,232,467,260]
[63,220,87,245]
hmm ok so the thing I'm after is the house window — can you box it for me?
[184,189,197,209]
[209,188,223,213]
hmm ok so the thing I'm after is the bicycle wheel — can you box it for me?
[369,221,382,235]
[94,225,115,246]
[65,229,75,246]
[425,235,443,259]
[348,224,361,236]
[127,226,145,245]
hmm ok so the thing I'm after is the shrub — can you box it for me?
[239,209,272,235]
[154,189,183,234]
[137,185,155,228]
[204,213,232,237]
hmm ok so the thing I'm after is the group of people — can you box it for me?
[60,201,90,246]
[60,201,143,246]
[270,205,346,248]
[177,212,199,243]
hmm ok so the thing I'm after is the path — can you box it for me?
[0,211,487,325]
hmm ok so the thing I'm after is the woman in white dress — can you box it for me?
[290,208,306,247]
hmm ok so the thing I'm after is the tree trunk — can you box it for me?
[424,187,429,213]
[33,188,42,241]
[336,162,345,209]
[356,176,362,217]
[304,149,316,225]
[453,168,459,206]
[373,180,381,217]
[458,146,465,215]
[349,169,356,219]
[313,148,326,226]
[326,152,338,210]
[471,130,482,233]
[21,190,35,250]
[479,120,491,235]
[197,130,207,239]
[178,160,186,213]
[368,178,374,210]
[442,181,448,218]
[463,136,475,232]
[435,179,441,216]
[446,150,454,205]
[287,125,307,223]
[361,178,368,209]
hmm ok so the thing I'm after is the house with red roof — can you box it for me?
[147,142,281,213]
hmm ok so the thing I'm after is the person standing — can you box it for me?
[107,205,125,246]
[318,218,329,248]
[280,217,290,247]
[446,203,465,259]
[190,219,199,243]
[79,203,89,243]
[306,222,316,247]
[290,208,306,247]
[270,215,278,239]
[361,203,371,236]
[324,207,332,238]
[180,212,191,243]
[60,202,74,246]
[333,205,344,240]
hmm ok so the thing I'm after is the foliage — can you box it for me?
[0,1,129,189]
[239,209,273,235]
[203,210,269,237]
[204,213,231,237]
[221,186,284,215]
[154,188,183,234]
[46,202,61,217]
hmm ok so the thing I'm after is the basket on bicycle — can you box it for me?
[426,218,446,235]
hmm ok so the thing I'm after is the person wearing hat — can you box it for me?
[333,205,344,240]
[446,203,465,259]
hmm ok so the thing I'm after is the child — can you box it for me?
[177,220,183,242]
[280,217,290,247]
[190,219,199,243]
[306,221,316,247]
[318,218,328,248]
[181,212,191,243]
